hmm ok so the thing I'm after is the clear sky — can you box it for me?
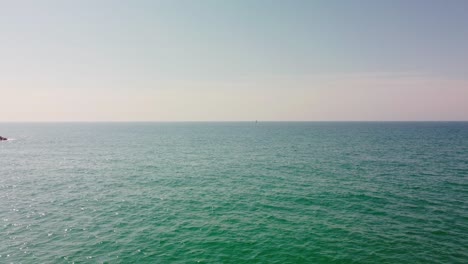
[1,0,467,121]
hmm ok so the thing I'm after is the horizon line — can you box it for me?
[1,120,468,123]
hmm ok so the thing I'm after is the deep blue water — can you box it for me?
[1,122,467,263]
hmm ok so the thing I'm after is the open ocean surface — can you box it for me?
[0,122,467,263]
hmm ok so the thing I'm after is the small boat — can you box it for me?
[0,136,8,141]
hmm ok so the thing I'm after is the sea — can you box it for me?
[0,122,467,263]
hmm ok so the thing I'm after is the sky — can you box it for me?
[1,0,467,121]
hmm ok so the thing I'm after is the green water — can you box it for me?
[1,122,467,263]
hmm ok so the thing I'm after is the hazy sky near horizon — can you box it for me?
[1,0,468,121]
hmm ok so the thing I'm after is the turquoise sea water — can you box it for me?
[1,122,467,263]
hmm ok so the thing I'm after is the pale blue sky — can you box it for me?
[1,0,467,121]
